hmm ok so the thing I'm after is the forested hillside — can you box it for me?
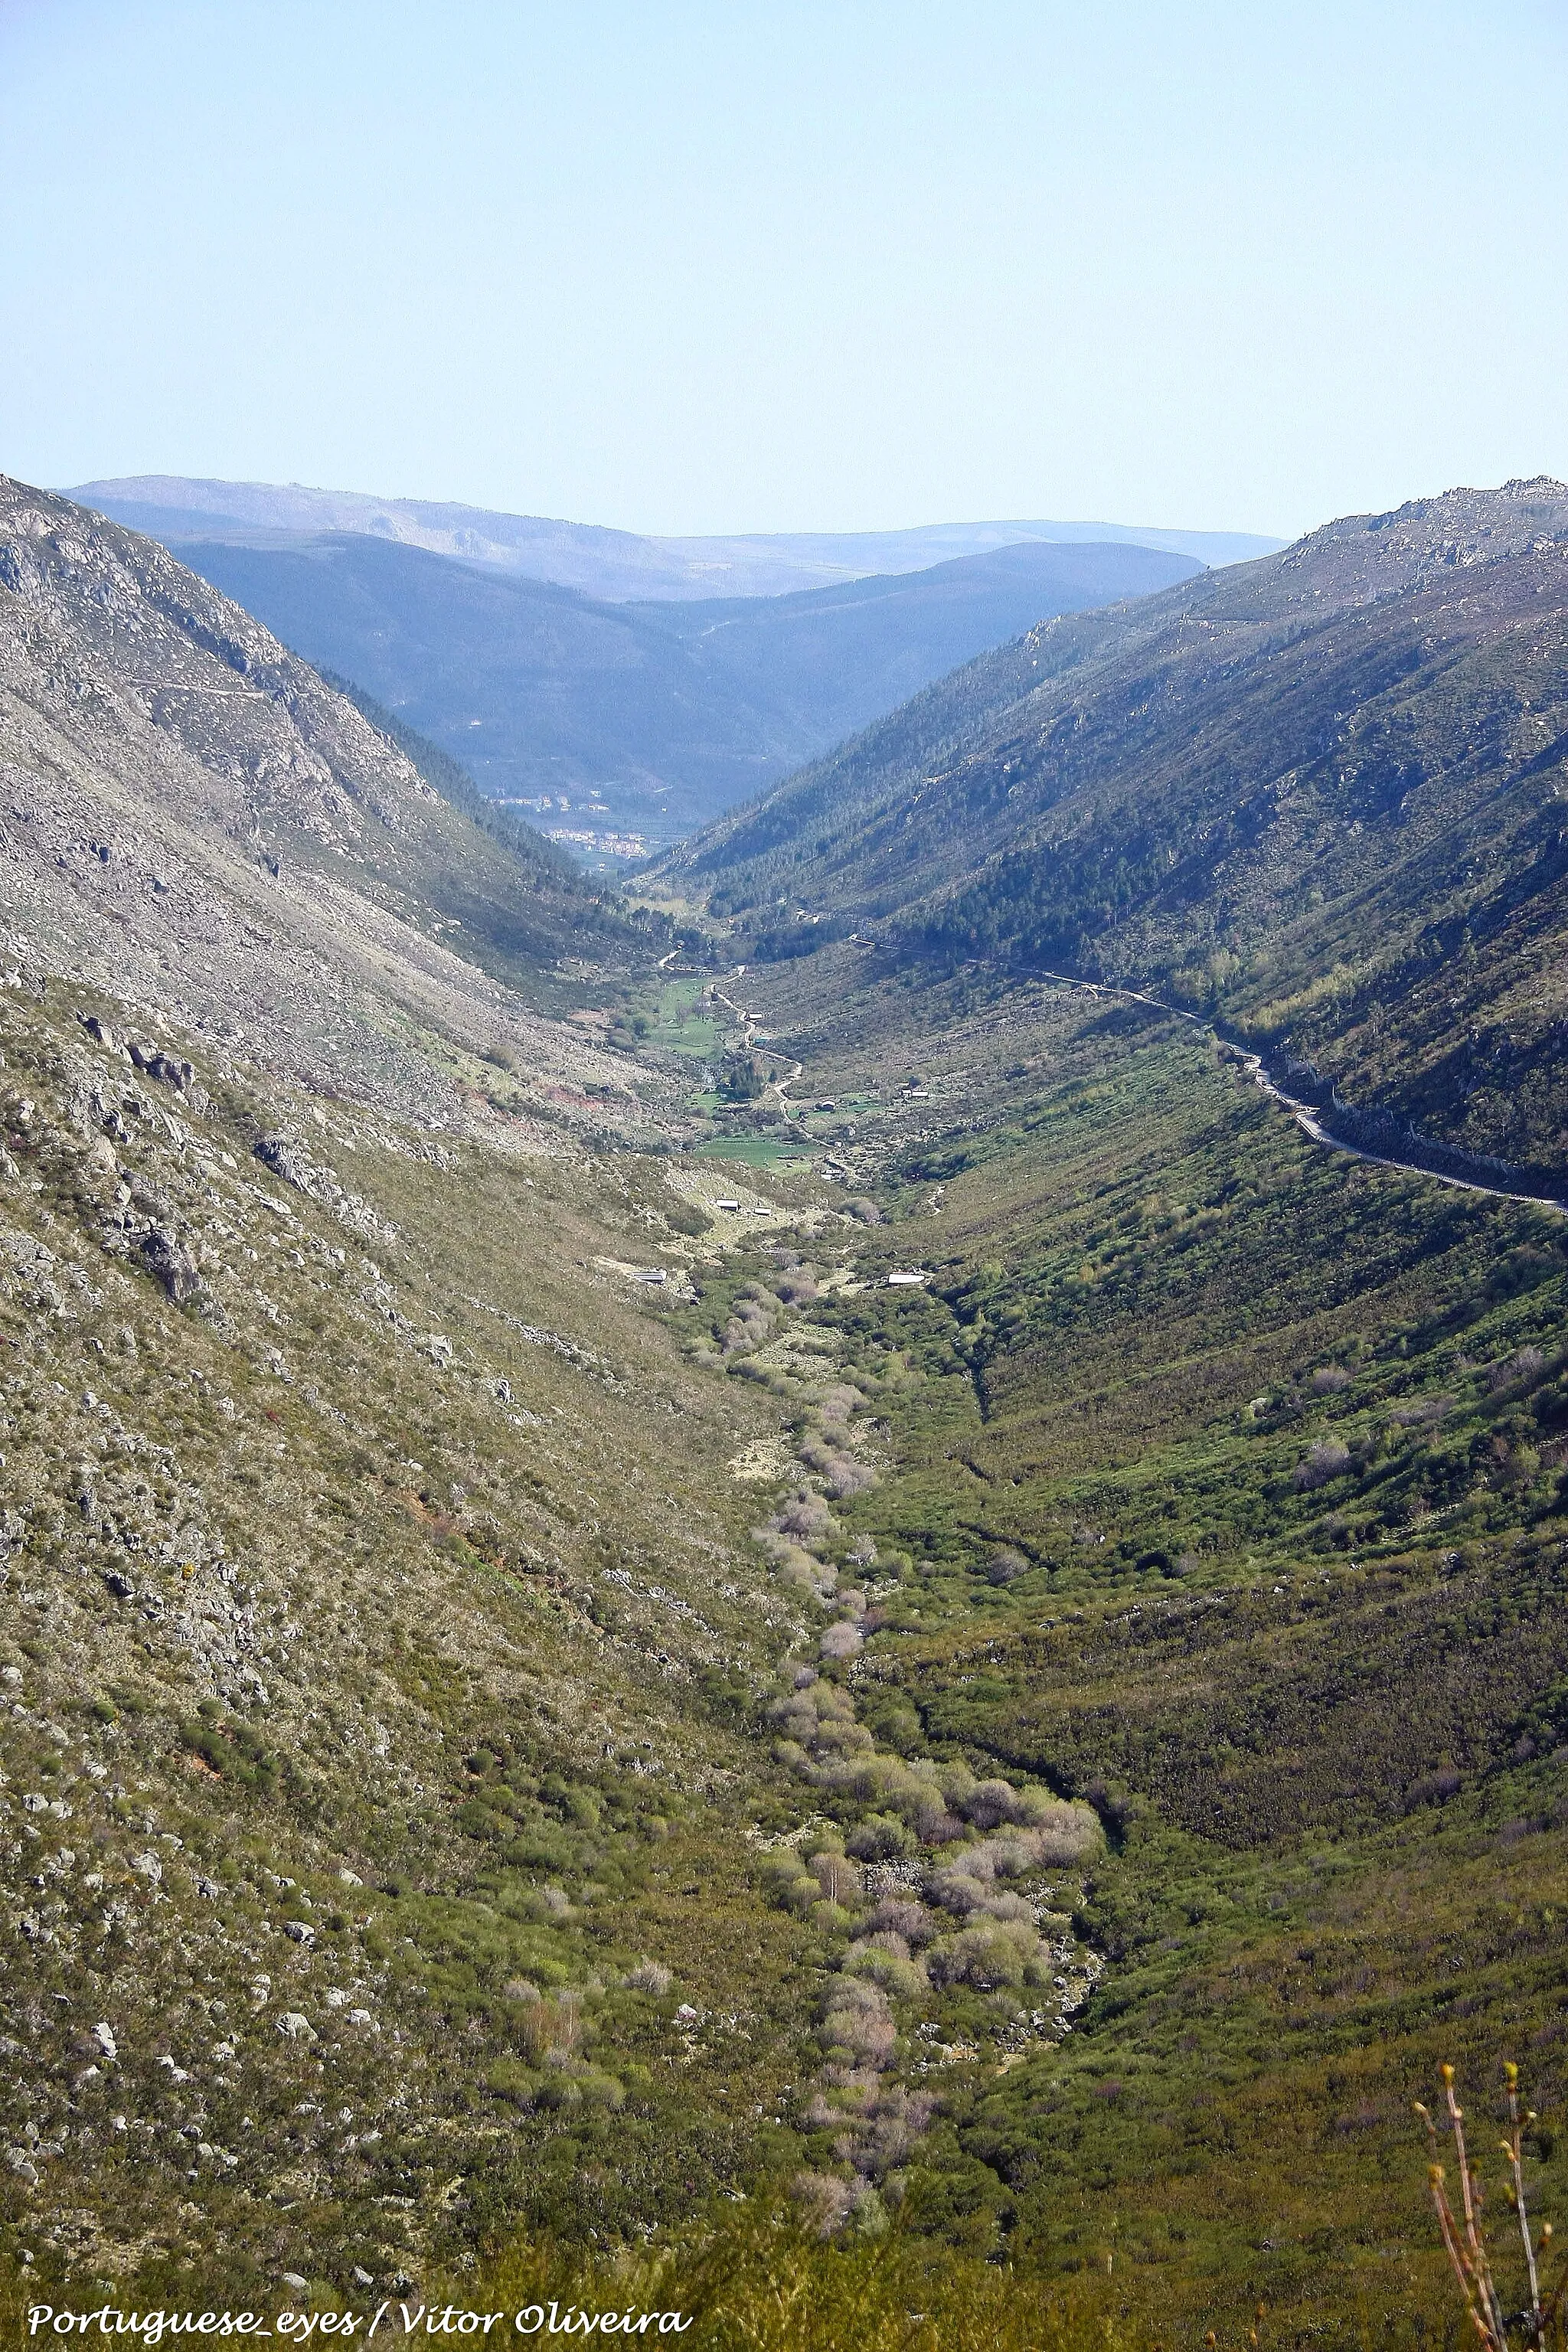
[645,540,1194,760]
[666,480,1568,1174]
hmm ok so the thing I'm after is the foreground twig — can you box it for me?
[1416,2064,1568,2349]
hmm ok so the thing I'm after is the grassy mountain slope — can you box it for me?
[0,476,821,2300]
[98,524,1197,844]
[665,480,1568,1172]
[0,965,826,2295]
[0,966,1138,2325]
[669,944,1568,2333]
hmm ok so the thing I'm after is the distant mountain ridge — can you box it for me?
[66,473,1282,599]
[105,524,1200,844]
[662,479,1568,1175]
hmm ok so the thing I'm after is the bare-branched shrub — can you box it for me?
[819,1978,897,2063]
[871,1895,934,1945]
[826,1456,878,1498]
[1023,1801,1106,1865]
[626,1959,672,1995]
[842,2082,938,2177]
[777,1491,835,1540]
[913,1798,965,1844]
[809,1847,863,1906]
[521,1991,582,2063]
[975,1890,1034,1923]
[942,1804,1102,1872]
[964,1776,1028,1829]
[927,1865,990,1916]
[789,2168,883,2236]
[769,1696,819,1743]
[1295,1437,1351,1489]
[1390,1394,1452,1426]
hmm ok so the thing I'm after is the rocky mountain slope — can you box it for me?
[67,476,1280,599]
[664,479,1568,1174]
[0,479,665,1130]
[0,970,802,2291]
[113,528,1197,844]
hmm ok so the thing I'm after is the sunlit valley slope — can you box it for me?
[635,480,1568,2330]
[668,479,1568,1180]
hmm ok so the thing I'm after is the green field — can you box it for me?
[649,974,723,1058]
[693,1132,817,1170]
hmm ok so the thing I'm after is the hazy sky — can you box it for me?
[2,0,1566,539]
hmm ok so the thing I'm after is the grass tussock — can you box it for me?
[475,2207,1128,2352]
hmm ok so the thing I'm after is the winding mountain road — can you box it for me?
[706,982,805,1102]
[677,954,1563,1212]
[1027,966,1567,1216]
